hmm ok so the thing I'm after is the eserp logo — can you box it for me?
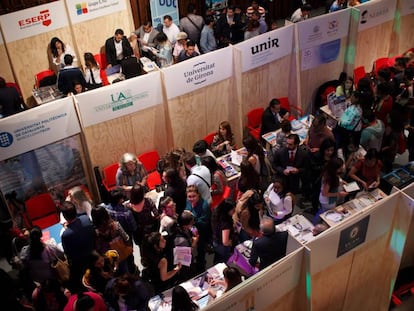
[18,9,51,28]
[75,3,88,15]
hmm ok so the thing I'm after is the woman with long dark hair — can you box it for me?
[211,200,236,263]
[171,285,199,311]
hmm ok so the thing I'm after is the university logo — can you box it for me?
[18,9,51,28]
[0,132,14,148]
[75,3,88,16]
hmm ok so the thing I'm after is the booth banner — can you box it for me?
[150,0,179,28]
[307,194,398,274]
[0,1,69,43]
[162,47,232,99]
[400,0,414,16]
[206,248,304,311]
[65,0,127,24]
[357,0,397,31]
[297,8,351,51]
[0,97,80,162]
[76,71,162,127]
[235,24,294,73]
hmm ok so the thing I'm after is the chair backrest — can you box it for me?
[35,69,56,88]
[138,150,160,172]
[203,132,216,146]
[353,66,366,86]
[6,82,22,96]
[25,193,59,229]
[278,97,303,120]
[94,53,107,70]
[246,108,264,129]
[373,57,389,74]
[103,163,119,189]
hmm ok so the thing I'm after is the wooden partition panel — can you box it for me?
[83,104,168,173]
[397,13,414,55]
[311,254,353,311]
[70,10,134,68]
[240,55,293,120]
[299,39,347,111]
[355,20,394,72]
[167,79,233,151]
[0,35,14,82]
[7,28,74,104]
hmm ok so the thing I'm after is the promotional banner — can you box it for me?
[76,71,162,127]
[162,46,232,99]
[297,8,351,51]
[297,9,350,71]
[150,0,179,28]
[400,0,414,16]
[65,0,127,24]
[0,1,69,43]
[235,24,294,73]
[357,0,397,31]
[0,97,80,162]
[307,193,397,274]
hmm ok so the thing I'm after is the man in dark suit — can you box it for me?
[215,5,244,47]
[0,77,24,117]
[57,54,86,95]
[105,28,134,68]
[272,133,309,194]
[61,201,95,292]
[249,216,288,270]
[260,98,289,138]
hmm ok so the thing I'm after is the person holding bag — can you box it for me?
[84,52,102,90]
[91,205,133,275]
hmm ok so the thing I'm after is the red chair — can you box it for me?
[25,193,59,229]
[6,82,22,97]
[102,163,119,192]
[35,69,56,88]
[211,185,232,210]
[100,69,110,86]
[138,150,162,190]
[278,97,303,120]
[203,132,217,147]
[373,57,389,75]
[246,107,264,140]
[94,53,107,70]
[353,65,367,86]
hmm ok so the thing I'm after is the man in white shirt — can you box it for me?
[291,4,312,23]
[183,152,212,204]
[162,15,180,46]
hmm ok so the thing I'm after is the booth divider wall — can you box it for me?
[204,247,308,311]
[394,0,414,56]
[306,191,412,311]
[401,184,414,270]
[0,30,14,83]
[354,0,397,73]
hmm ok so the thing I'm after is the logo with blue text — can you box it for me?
[0,132,14,148]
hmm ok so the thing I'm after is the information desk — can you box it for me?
[276,214,316,245]
[216,149,244,182]
[148,263,227,311]
[261,115,314,148]
[319,189,387,227]
[32,84,64,105]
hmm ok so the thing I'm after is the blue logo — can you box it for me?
[0,132,13,147]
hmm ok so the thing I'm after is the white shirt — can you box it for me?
[187,165,212,203]
[163,23,180,45]
[115,40,123,60]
